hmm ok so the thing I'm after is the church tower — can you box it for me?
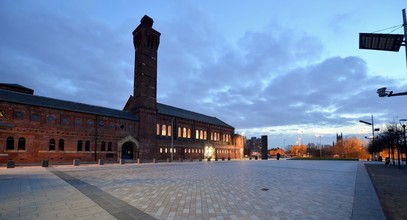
[125,15,161,160]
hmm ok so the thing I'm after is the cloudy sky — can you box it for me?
[1,0,406,147]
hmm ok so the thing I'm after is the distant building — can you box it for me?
[0,15,244,164]
[245,136,268,159]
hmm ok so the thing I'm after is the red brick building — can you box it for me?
[0,15,243,164]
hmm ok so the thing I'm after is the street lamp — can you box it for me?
[377,87,407,97]
[359,9,407,97]
[359,115,376,160]
[400,119,407,168]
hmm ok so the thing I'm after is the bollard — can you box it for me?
[7,160,15,168]
[137,158,141,164]
[98,159,104,165]
[73,159,80,166]
[153,158,157,163]
[167,158,170,163]
[41,160,49,167]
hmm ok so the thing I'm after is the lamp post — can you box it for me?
[359,9,407,97]
[359,115,376,159]
[400,119,407,168]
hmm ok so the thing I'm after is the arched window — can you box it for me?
[85,141,90,151]
[196,130,199,139]
[6,137,14,150]
[183,128,187,138]
[161,124,166,136]
[178,127,182,138]
[101,141,106,151]
[77,140,83,151]
[156,124,160,135]
[187,128,191,138]
[49,139,55,151]
[167,125,172,137]
[18,137,25,150]
[204,131,207,140]
[108,142,112,151]
[58,139,64,151]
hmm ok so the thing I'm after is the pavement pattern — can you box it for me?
[0,160,385,220]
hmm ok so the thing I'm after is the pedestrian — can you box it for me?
[277,153,280,160]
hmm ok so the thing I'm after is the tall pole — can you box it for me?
[402,9,407,70]
[404,126,407,168]
[171,117,174,161]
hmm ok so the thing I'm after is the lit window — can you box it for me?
[162,124,166,136]
[174,148,177,153]
[183,128,187,138]
[157,124,160,135]
[196,130,199,139]
[160,148,162,153]
[204,131,207,140]
[200,130,203,140]
[168,125,172,136]
[165,148,167,153]
[187,128,191,138]
[178,127,182,137]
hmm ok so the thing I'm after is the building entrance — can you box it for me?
[121,142,133,160]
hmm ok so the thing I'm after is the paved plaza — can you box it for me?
[0,160,385,220]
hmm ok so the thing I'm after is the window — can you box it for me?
[6,137,14,150]
[61,117,69,125]
[101,141,106,151]
[162,125,166,136]
[183,128,187,138]
[18,137,25,150]
[204,131,207,140]
[0,110,5,117]
[87,120,94,126]
[167,125,172,136]
[47,115,56,122]
[160,148,162,153]
[196,130,199,139]
[75,118,82,126]
[31,113,40,121]
[85,141,90,151]
[77,140,83,151]
[14,111,24,119]
[156,124,160,135]
[49,139,55,151]
[59,139,64,151]
[107,142,112,151]
[187,128,191,138]
[178,127,182,138]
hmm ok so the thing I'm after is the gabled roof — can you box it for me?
[157,103,233,128]
[0,89,138,121]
